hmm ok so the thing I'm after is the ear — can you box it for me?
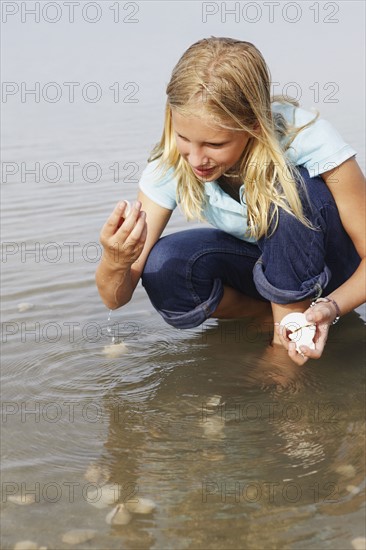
[252,122,261,135]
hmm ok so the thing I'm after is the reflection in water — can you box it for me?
[1,310,365,549]
[70,312,365,550]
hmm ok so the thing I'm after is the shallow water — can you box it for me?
[1,2,365,549]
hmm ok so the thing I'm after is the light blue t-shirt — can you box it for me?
[139,102,356,242]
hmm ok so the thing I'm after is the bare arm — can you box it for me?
[95,191,172,310]
[274,157,366,364]
[316,157,366,314]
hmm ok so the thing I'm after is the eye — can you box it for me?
[206,142,225,147]
[177,134,189,142]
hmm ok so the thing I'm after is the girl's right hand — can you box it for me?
[99,200,147,269]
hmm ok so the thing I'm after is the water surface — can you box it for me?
[1,2,365,549]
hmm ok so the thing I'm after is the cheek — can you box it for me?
[176,143,187,156]
[222,146,243,164]
[230,141,248,162]
[176,139,191,157]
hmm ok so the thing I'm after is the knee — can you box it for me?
[141,236,180,296]
[140,231,226,329]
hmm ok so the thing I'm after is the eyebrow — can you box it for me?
[177,133,229,145]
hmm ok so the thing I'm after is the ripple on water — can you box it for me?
[2,313,365,549]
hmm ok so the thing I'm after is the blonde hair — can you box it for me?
[149,37,316,239]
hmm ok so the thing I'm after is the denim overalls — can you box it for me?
[141,168,360,328]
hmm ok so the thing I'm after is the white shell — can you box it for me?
[106,504,132,525]
[17,303,34,313]
[13,542,39,550]
[124,200,131,217]
[346,485,361,495]
[280,312,316,353]
[86,483,121,509]
[103,342,128,358]
[62,529,97,545]
[84,463,111,485]
[205,395,222,409]
[8,494,36,506]
[125,497,156,514]
[352,538,366,550]
[201,416,225,438]
[335,464,356,478]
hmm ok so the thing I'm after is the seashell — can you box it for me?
[117,201,132,229]
[103,342,128,358]
[352,538,366,550]
[84,462,111,485]
[280,312,316,353]
[17,303,34,313]
[86,483,121,509]
[62,529,97,545]
[205,395,222,409]
[13,542,39,550]
[8,494,36,505]
[346,485,361,495]
[124,201,132,217]
[106,504,132,525]
[335,464,356,478]
[125,497,156,514]
[201,416,225,438]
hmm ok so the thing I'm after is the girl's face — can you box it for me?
[171,109,251,181]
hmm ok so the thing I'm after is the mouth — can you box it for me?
[192,166,217,178]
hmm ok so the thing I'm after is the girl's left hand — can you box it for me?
[275,301,336,365]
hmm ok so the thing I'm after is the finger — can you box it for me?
[140,218,148,242]
[116,200,132,229]
[117,201,142,236]
[313,327,328,348]
[305,305,332,324]
[100,201,129,240]
[299,345,323,360]
[109,212,147,264]
[125,211,147,243]
[309,321,330,353]
[116,210,146,243]
[277,324,291,349]
[288,342,309,365]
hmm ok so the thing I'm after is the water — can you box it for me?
[1,2,365,549]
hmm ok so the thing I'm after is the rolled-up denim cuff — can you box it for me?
[155,278,224,329]
[253,258,332,304]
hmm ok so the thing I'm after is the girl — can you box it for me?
[96,37,365,365]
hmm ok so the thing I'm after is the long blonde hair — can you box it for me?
[149,37,316,239]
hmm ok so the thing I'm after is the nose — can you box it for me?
[187,145,209,168]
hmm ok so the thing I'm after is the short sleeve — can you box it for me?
[273,102,357,176]
[138,159,178,210]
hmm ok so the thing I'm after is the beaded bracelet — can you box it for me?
[310,297,341,324]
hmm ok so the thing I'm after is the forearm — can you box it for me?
[95,254,137,310]
[271,258,365,325]
[321,159,365,316]
[326,257,366,316]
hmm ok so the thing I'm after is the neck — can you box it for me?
[219,174,242,188]
[218,175,242,202]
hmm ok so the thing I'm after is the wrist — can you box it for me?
[101,250,132,273]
